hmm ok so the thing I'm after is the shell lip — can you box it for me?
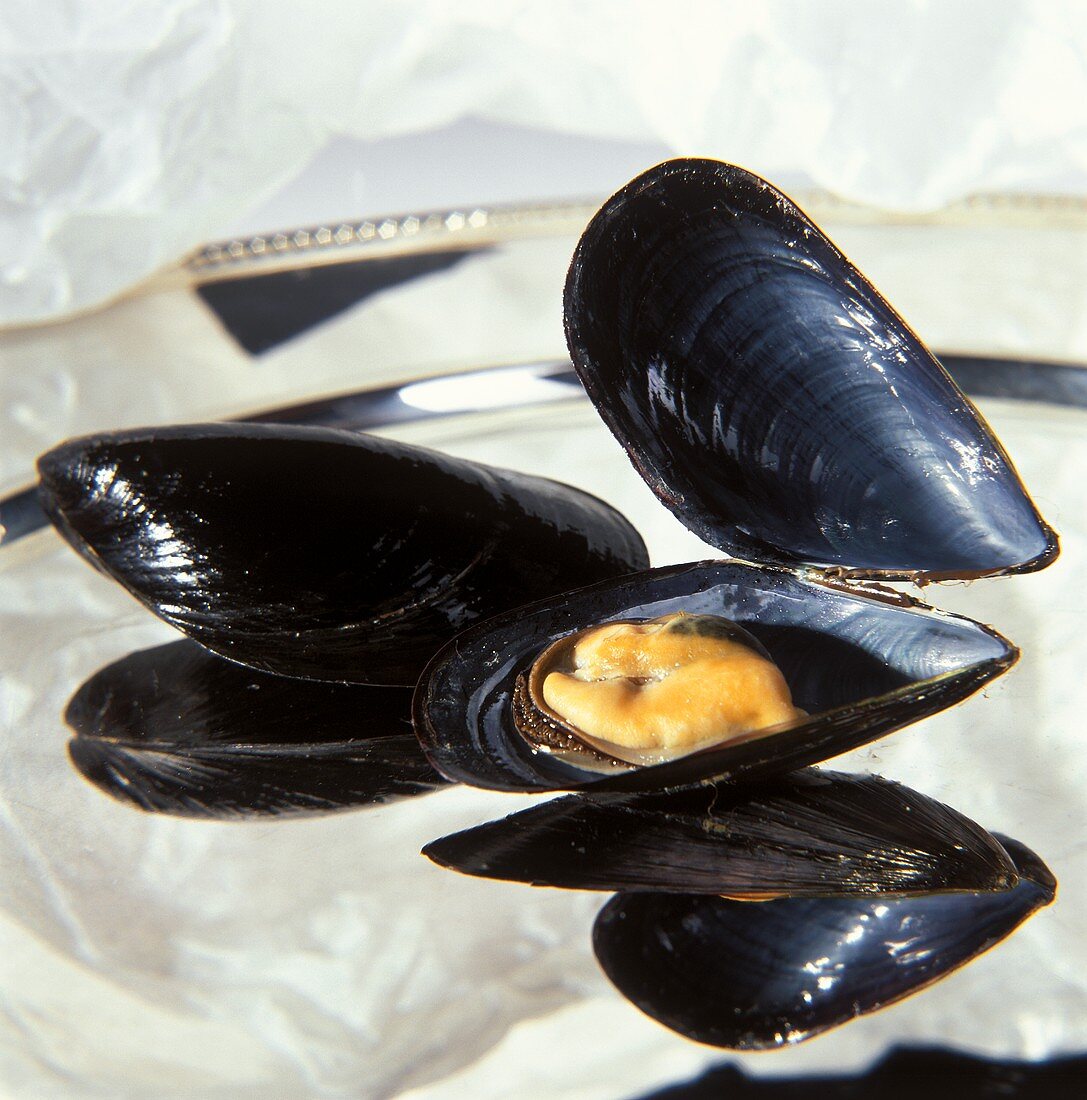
[412,559,1019,795]
[564,157,1059,583]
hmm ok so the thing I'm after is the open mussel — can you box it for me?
[38,423,648,685]
[414,561,1014,793]
[67,639,447,817]
[414,158,1056,794]
[424,769,1019,897]
[592,836,1056,1049]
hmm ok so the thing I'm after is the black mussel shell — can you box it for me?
[565,158,1057,580]
[592,836,1056,1049]
[66,639,447,817]
[38,423,648,685]
[423,769,1017,897]
[413,561,1014,793]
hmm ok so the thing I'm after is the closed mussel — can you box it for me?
[66,639,447,818]
[423,768,1019,897]
[38,422,648,685]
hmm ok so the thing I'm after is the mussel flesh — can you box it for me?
[512,612,805,772]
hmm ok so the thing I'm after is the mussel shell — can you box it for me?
[422,769,1018,897]
[66,639,447,817]
[565,158,1057,580]
[38,423,648,685]
[413,561,1014,793]
[592,836,1056,1049]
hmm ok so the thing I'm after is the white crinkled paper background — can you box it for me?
[2,215,1086,1099]
[3,0,1087,324]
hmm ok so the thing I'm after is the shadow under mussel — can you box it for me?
[66,639,449,818]
[645,1045,1087,1099]
[424,773,1055,1048]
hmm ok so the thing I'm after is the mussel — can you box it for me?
[423,770,1020,898]
[33,159,1063,1054]
[414,159,1057,794]
[412,159,1061,1044]
[37,422,648,685]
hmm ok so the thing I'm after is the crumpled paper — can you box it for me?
[1,207,1086,1097]
[3,0,1087,324]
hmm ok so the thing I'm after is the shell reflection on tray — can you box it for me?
[66,640,447,818]
[37,159,1059,1049]
[592,837,1056,1050]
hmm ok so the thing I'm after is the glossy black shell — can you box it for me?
[565,159,1057,580]
[423,769,1018,897]
[38,423,648,685]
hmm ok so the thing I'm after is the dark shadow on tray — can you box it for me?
[640,1046,1086,1099]
[197,250,479,355]
[65,639,448,818]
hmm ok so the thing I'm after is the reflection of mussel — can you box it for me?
[66,639,447,817]
[592,836,1056,1049]
[423,770,1018,897]
[414,159,1057,795]
[38,423,648,685]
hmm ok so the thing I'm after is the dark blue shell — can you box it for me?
[565,159,1057,579]
[423,769,1019,897]
[592,836,1055,1048]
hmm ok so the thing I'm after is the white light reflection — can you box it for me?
[399,365,574,414]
